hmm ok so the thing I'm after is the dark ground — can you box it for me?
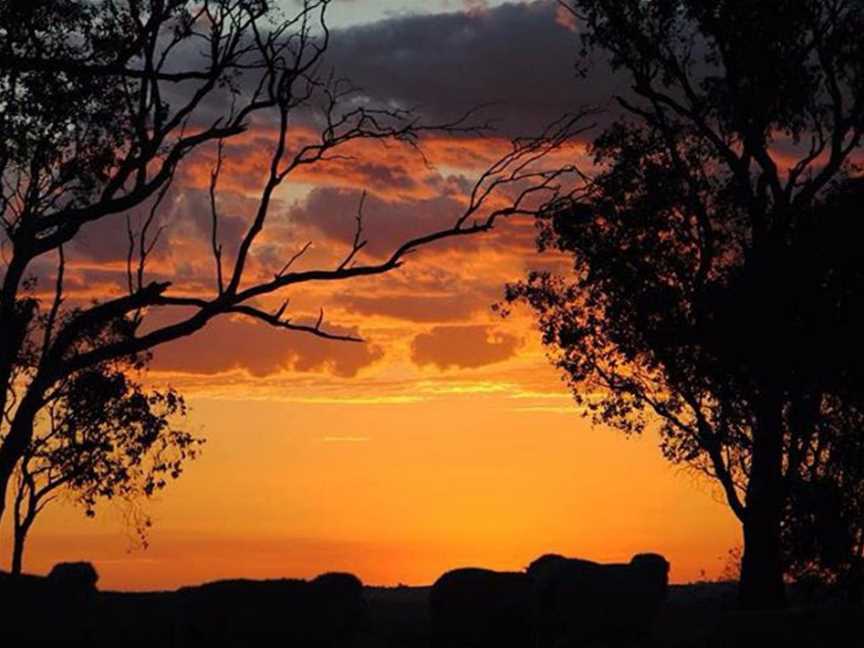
[366,583,864,648]
[2,576,862,647]
[365,581,864,648]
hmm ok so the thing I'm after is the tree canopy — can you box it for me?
[506,0,864,609]
[10,346,201,575]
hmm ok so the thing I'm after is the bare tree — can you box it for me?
[0,0,587,536]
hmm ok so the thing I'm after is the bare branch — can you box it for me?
[277,242,313,277]
[338,191,368,270]
[209,139,226,294]
[228,305,363,342]
[40,246,65,359]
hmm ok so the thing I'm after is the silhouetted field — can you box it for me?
[366,581,859,648]
[2,568,863,647]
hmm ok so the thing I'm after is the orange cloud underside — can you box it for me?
[9,128,740,590]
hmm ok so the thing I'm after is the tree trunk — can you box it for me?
[0,461,12,529]
[0,383,46,530]
[739,507,786,609]
[0,292,36,528]
[738,395,787,610]
[11,526,26,576]
[11,486,36,576]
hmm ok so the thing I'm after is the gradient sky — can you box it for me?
[1,0,740,590]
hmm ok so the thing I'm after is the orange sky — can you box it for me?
[9,365,740,591]
[0,1,743,591]
[5,198,741,589]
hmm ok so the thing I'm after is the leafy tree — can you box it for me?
[774,182,864,598]
[0,0,583,545]
[782,390,864,599]
[505,1,864,608]
[11,350,201,575]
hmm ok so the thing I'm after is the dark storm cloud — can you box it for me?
[322,1,624,136]
[288,186,467,258]
[155,1,625,139]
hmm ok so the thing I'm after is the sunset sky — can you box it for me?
[1,0,740,590]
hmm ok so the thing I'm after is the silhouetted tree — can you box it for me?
[781,372,864,598]
[504,1,864,609]
[784,472,864,602]
[10,337,200,575]
[772,182,864,600]
[0,0,586,542]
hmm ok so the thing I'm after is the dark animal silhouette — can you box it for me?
[429,567,534,648]
[48,561,99,590]
[528,553,669,647]
[176,571,370,647]
[0,561,100,645]
[309,571,372,639]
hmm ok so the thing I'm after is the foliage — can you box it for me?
[505,0,864,608]
[782,400,864,588]
[9,306,203,572]
[0,0,133,197]
[29,368,194,512]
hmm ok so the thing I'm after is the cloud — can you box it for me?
[410,325,522,369]
[288,186,467,258]
[322,1,616,136]
[30,1,604,387]
[65,177,258,281]
[150,314,383,378]
[70,217,146,265]
[554,3,579,31]
[338,292,481,323]
[131,1,606,155]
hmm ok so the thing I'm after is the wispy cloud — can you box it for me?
[509,405,582,415]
